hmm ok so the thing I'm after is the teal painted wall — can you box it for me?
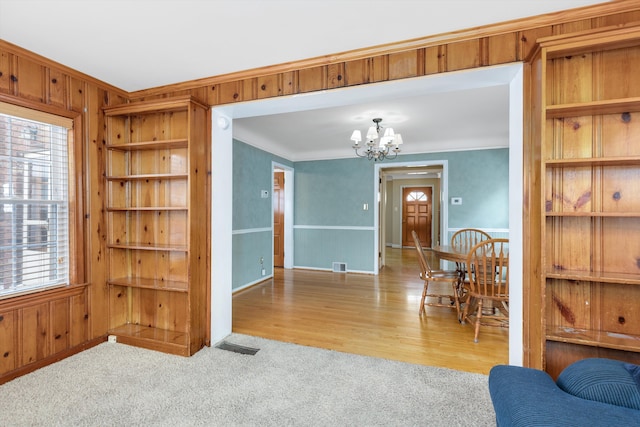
[293,148,508,272]
[231,140,508,284]
[293,228,374,272]
[232,139,292,289]
[294,157,374,226]
[444,149,509,229]
[232,231,272,288]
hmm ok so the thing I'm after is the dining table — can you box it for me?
[430,243,509,264]
[429,245,473,264]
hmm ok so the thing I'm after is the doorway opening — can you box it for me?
[272,162,294,270]
[377,161,447,270]
[211,62,523,366]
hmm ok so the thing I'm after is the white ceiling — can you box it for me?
[0,0,609,161]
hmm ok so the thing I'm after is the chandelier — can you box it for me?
[350,118,403,161]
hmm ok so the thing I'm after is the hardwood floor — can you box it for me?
[232,247,508,374]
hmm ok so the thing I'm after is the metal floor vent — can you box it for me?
[215,341,260,355]
[332,262,347,273]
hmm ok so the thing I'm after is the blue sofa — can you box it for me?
[488,358,640,426]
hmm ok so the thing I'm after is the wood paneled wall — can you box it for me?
[0,41,127,384]
[0,1,639,383]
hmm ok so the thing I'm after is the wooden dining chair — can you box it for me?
[411,230,463,318]
[449,228,492,291]
[461,238,509,343]
[450,228,492,249]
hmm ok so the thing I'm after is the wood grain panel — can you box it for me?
[546,279,592,329]
[370,56,388,83]
[69,291,88,347]
[50,298,70,354]
[519,27,554,61]
[601,112,640,157]
[47,69,67,108]
[21,303,50,365]
[601,166,640,212]
[388,50,421,80]
[298,66,326,93]
[546,216,593,272]
[326,63,345,88]
[68,76,86,112]
[0,49,12,94]
[553,18,594,35]
[87,86,110,339]
[595,10,640,28]
[0,311,17,374]
[424,46,442,75]
[15,57,45,102]
[344,58,370,86]
[601,283,640,335]
[446,39,481,71]
[487,33,518,65]
[217,81,244,104]
[524,54,545,369]
[549,54,593,105]
[599,47,640,99]
[281,71,297,95]
[257,74,280,99]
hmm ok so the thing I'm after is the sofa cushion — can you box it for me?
[489,365,640,427]
[557,358,640,410]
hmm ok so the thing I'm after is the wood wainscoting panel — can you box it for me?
[0,285,91,384]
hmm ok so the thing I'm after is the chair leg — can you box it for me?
[461,295,474,325]
[419,280,428,315]
[474,299,483,343]
[451,282,461,321]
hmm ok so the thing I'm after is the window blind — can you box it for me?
[0,107,70,296]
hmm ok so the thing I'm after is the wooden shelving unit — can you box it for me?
[103,96,209,356]
[539,26,640,375]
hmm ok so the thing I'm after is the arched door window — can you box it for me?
[406,191,428,202]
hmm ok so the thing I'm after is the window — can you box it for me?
[406,191,428,202]
[0,102,74,297]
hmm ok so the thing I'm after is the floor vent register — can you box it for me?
[215,341,260,355]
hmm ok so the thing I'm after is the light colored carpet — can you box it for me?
[0,334,496,426]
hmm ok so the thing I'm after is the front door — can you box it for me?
[402,187,432,247]
[273,171,285,267]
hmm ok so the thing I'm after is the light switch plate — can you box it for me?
[451,197,462,205]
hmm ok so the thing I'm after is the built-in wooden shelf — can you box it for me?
[544,156,640,168]
[105,173,188,181]
[546,269,640,285]
[545,212,640,217]
[545,97,640,119]
[539,26,640,374]
[107,277,189,292]
[547,327,640,353]
[104,96,209,357]
[106,206,188,212]
[106,138,188,151]
[109,324,189,356]
[106,242,188,252]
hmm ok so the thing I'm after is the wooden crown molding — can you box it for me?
[130,0,640,99]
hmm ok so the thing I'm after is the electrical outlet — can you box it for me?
[108,335,117,343]
[261,268,266,276]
